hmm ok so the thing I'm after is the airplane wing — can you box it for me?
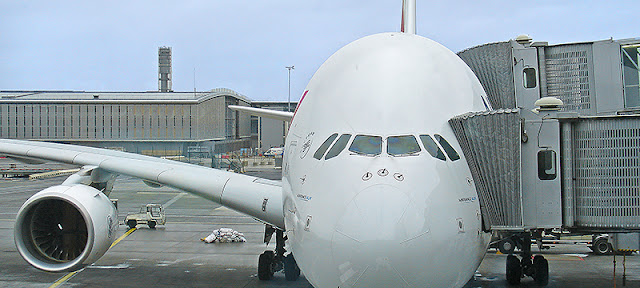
[228,105,293,122]
[0,139,284,229]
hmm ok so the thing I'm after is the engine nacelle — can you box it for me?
[14,184,118,272]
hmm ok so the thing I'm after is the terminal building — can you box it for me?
[0,88,296,157]
[0,89,255,156]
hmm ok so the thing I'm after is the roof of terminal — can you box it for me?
[0,88,251,103]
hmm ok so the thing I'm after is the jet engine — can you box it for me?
[14,184,118,272]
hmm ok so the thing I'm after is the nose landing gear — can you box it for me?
[258,225,300,281]
[505,233,549,286]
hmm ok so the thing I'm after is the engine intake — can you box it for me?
[14,184,117,272]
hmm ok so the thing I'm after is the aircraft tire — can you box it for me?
[258,251,274,280]
[127,219,137,229]
[533,255,549,286]
[506,254,521,285]
[284,253,300,281]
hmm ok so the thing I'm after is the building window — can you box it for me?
[251,116,259,134]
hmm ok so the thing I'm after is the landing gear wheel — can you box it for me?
[533,255,549,286]
[592,238,611,255]
[506,254,521,285]
[258,251,275,280]
[127,219,137,229]
[284,253,300,281]
[148,221,156,229]
[499,238,516,254]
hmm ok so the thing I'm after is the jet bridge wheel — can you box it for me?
[592,238,612,255]
[498,238,517,254]
[258,251,275,280]
[506,254,522,285]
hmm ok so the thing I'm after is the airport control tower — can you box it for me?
[158,47,172,92]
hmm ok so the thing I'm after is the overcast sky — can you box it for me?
[1,1,636,101]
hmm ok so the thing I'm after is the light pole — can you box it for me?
[286,66,295,112]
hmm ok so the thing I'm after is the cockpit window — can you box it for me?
[325,134,352,160]
[313,133,338,160]
[348,135,382,156]
[434,134,460,161]
[387,135,421,156]
[419,135,446,161]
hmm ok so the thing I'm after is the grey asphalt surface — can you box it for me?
[0,162,638,287]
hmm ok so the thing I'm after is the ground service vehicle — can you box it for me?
[125,204,166,229]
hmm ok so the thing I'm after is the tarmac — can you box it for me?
[0,162,638,288]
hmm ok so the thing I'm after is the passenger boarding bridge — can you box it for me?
[453,36,640,251]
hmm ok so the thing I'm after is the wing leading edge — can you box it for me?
[0,139,284,229]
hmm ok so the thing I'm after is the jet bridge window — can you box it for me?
[434,134,460,161]
[387,135,421,156]
[348,135,382,156]
[538,150,557,180]
[622,45,640,108]
[325,134,351,160]
[523,67,537,88]
[419,135,446,161]
[313,133,338,160]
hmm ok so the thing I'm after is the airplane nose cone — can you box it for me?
[332,184,429,287]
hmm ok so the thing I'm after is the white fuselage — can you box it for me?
[281,33,491,288]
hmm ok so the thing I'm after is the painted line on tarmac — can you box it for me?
[48,269,84,288]
[49,228,137,288]
[163,192,187,208]
[136,191,184,195]
[110,227,137,249]
[546,254,586,261]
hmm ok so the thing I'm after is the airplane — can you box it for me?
[0,1,550,287]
